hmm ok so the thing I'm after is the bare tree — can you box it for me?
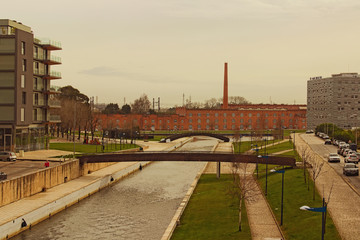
[228,162,258,231]
[298,146,312,184]
[131,94,151,114]
[308,156,325,200]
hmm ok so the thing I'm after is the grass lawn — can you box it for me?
[171,174,251,240]
[50,142,138,154]
[257,165,341,240]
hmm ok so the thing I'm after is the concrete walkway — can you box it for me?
[296,133,360,240]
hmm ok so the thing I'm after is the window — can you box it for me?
[224,113,227,117]
[206,119,210,123]
[198,113,201,117]
[189,113,192,117]
[223,125,227,129]
[248,119,252,123]
[22,59,26,71]
[189,119,192,123]
[21,108,25,122]
[198,124,201,130]
[21,75,25,88]
[152,119,155,123]
[223,119,227,123]
[232,119,235,123]
[21,41,25,55]
[257,113,260,117]
[189,125,193,130]
[249,113,252,117]
[198,119,201,123]
[273,113,277,117]
[174,119,177,123]
[22,92,26,104]
[232,113,235,117]
[206,113,210,117]
[240,113,244,117]
[215,113,218,117]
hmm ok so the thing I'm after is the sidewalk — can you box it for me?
[0,139,182,239]
[296,133,360,240]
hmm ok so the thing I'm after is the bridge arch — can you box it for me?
[160,132,230,142]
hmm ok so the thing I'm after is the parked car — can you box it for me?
[343,163,359,176]
[306,130,314,134]
[345,154,359,164]
[328,153,341,163]
[343,149,352,157]
[338,141,347,148]
[0,172,7,180]
[324,139,332,145]
[0,151,16,161]
[322,135,330,139]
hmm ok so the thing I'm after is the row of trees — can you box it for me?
[315,123,356,144]
[185,96,251,109]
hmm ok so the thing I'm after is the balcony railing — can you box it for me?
[35,38,62,50]
[49,114,61,122]
[48,99,61,108]
[49,71,61,78]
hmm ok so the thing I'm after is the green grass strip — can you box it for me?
[171,174,251,240]
[50,142,138,153]
[257,165,341,240]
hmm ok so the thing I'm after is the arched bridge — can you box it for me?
[79,152,295,166]
[160,132,230,142]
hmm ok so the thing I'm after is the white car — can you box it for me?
[345,154,359,164]
[328,153,341,163]
[0,152,16,161]
[343,163,359,176]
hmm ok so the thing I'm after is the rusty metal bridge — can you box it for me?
[79,151,296,166]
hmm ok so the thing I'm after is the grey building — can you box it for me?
[307,73,360,130]
[0,19,61,152]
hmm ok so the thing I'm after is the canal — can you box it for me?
[12,137,218,240]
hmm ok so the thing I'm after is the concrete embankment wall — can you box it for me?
[0,147,146,208]
[0,161,151,240]
[0,160,119,208]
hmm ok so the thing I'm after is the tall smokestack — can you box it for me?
[223,62,228,109]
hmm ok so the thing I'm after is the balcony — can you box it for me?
[47,85,61,94]
[49,114,61,123]
[35,38,62,51]
[43,55,62,65]
[45,71,61,80]
[48,99,61,108]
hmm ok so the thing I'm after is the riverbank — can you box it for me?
[0,139,190,240]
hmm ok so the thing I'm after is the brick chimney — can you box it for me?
[223,62,228,109]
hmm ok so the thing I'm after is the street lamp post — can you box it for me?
[252,144,259,178]
[264,136,268,195]
[73,101,76,159]
[300,198,327,240]
[271,167,285,226]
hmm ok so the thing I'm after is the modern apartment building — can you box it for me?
[0,19,61,151]
[307,73,360,130]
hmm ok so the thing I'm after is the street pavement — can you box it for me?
[296,133,360,240]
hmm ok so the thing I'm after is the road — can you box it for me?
[301,133,360,193]
[0,161,62,180]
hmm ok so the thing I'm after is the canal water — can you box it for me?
[12,137,218,240]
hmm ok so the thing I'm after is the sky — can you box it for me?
[5,0,360,107]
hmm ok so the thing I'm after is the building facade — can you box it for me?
[307,73,360,130]
[0,19,61,151]
[97,104,307,132]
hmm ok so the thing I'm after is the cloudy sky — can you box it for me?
[5,0,360,107]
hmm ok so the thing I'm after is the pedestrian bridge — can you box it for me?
[79,152,296,166]
[160,132,230,142]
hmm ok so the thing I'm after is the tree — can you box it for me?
[228,96,251,105]
[308,156,325,200]
[229,162,258,231]
[102,103,121,114]
[121,104,131,114]
[131,94,151,114]
[298,146,312,184]
[204,98,221,109]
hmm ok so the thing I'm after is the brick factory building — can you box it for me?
[97,63,307,132]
